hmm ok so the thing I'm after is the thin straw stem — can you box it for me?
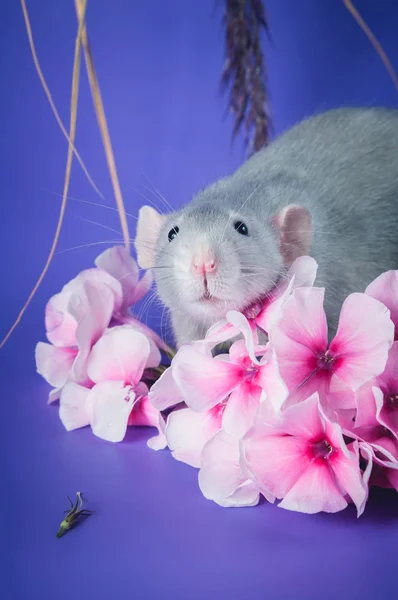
[0,0,87,349]
[74,0,130,251]
[343,0,398,93]
[20,0,104,199]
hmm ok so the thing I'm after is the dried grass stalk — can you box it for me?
[74,0,130,252]
[0,0,88,349]
[20,0,104,199]
[343,0,398,93]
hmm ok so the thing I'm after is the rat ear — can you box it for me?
[134,205,166,269]
[274,204,312,264]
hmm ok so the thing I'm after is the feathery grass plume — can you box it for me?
[221,0,270,154]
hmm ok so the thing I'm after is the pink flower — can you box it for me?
[198,429,263,507]
[241,393,367,515]
[150,314,286,472]
[366,270,398,339]
[36,270,124,399]
[271,287,394,410]
[59,326,166,446]
[36,247,169,402]
[172,313,286,438]
[205,255,318,344]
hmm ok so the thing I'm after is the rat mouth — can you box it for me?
[199,292,221,304]
[198,276,222,305]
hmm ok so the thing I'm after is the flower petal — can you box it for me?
[225,311,259,364]
[256,256,318,333]
[95,246,139,305]
[87,326,151,385]
[45,293,78,347]
[172,345,243,411]
[35,342,77,389]
[48,387,62,404]
[199,430,261,507]
[204,319,239,345]
[222,382,262,438]
[329,293,394,391]
[376,342,398,437]
[278,393,325,441]
[166,405,224,467]
[129,270,153,305]
[327,375,356,410]
[242,429,311,500]
[119,313,170,354]
[128,395,167,450]
[355,383,378,429]
[149,366,184,411]
[59,382,91,431]
[71,279,122,383]
[86,380,135,442]
[254,350,289,413]
[366,270,398,332]
[330,441,367,517]
[278,462,348,514]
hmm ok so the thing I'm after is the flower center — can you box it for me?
[124,383,145,403]
[241,356,259,381]
[316,350,335,371]
[124,385,135,403]
[244,301,263,320]
[386,393,398,408]
[312,439,334,459]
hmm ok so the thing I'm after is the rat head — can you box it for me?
[134,200,312,321]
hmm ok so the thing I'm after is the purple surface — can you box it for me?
[2,1,398,598]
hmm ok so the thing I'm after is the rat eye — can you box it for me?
[234,221,249,236]
[168,226,179,242]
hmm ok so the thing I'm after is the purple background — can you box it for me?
[2,1,398,598]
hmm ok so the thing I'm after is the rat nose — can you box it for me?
[192,251,217,275]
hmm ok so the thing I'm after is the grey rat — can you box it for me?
[135,107,398,347]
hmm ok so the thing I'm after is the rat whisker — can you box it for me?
[149,265,173,271]
[75,216,122,236]
[56,240,124,255]
[129,186,165,215]
[48,190,137,219]
[136,297,158,328]
[142,171,175,213]
[141,182,174,215]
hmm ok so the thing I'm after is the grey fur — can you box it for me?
[152,108,398,346]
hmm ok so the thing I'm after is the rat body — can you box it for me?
[135,108,398,347]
